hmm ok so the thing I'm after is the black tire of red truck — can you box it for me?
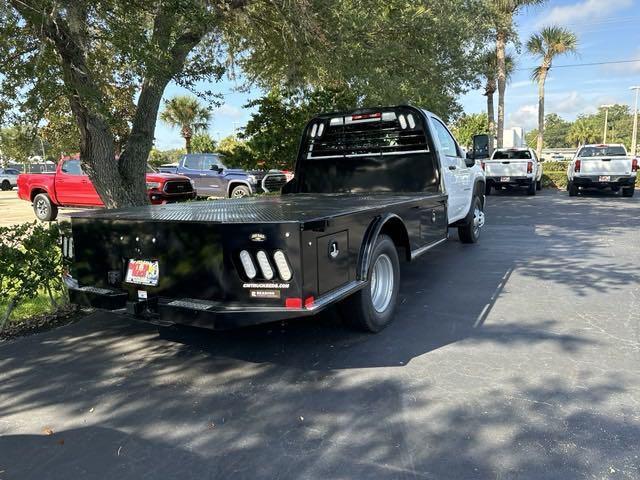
[340,234,400,333]
[33,193,59,221]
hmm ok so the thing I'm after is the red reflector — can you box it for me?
[304,296,315,308]
[527,161,533,173]
[352,112,381,121]
[575,160,581,172]
[285,298,302,309]
[632,159,638,172]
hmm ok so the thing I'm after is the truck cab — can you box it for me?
[567,144,637,197]
[160,153,287,198]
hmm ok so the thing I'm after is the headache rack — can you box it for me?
[305,110,430,159]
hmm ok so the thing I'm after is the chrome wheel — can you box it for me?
[370,253,394,313]
[473,205,485,236]
[36,198,48,218]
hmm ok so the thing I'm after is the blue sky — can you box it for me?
[154,0,640,149]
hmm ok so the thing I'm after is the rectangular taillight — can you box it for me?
[632,158,638,172]
[527,162,533,174]
[575,160,581,172]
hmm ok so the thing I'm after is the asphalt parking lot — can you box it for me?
[1,189,639,479]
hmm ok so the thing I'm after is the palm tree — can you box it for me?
[527,26,578,158]
[160,96,211,153]
[566,117,599,147]
[480,50,515,138]
[490,0,545,148]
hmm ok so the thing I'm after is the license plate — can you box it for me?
[500,177,510,182]
[599,176,611,182]
[125,260,159,286]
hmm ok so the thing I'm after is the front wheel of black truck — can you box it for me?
[458,196,484,244]
[340,234,400,333]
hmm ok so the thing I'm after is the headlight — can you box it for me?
[247,175,257,184]
[146,181,161,189]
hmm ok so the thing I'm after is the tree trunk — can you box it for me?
[496,30,507,149]
[185,135,192,154]
[486,88,496,137]
[536,65,549,160]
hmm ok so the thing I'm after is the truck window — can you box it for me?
[61,160,82,175]
[296,108,439,194]
[493,150,532,160]
[202,154,226,171]
[578,146,626,157]
[183,155,203,170]
[431,119,459,157]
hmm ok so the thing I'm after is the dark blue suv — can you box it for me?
[159,153,287,198]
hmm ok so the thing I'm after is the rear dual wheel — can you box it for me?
[340,235,400,333]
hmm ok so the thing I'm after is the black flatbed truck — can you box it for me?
[65,106,486,332]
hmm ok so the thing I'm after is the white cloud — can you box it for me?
[508,104,538,130]
[213,103,244,120]
[535,0,632,28]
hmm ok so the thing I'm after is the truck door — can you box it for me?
[56,159,102,205]
[200,154,226,197]
[430,117,471,223]
[179,154,206,195]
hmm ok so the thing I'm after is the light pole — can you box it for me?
[630,86,640,156]
[601,104,614,144]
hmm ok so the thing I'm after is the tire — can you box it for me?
[230,185,251,198]
[33,193,58,221]
[1,180,10,191]
[622,185,635,197]
[527,180,536,196]
[536,179,542,191]
[458,196,484,244]
[340,234,400,333]
[568,182,578,197]
[485,183,492,196]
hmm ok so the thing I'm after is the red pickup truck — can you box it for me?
[17,157,196,221]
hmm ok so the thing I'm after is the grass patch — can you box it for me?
[1,290,66,324]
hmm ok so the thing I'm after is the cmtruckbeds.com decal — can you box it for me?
[243,282,290,289]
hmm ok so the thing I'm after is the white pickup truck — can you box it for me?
[482,147,542,196]
[567,144,637,197]
[0,167,20,191]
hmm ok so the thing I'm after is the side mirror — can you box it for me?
[466,151,474,160]
[464,157,476,168]
[210,164,223,173]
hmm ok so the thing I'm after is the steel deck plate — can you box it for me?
[68,193,440,224]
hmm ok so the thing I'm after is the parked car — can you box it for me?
[159,153,287,198]
[64,105,486,333]
[482,147,542,195]
[0,167,20,191]
[17,158,196,221]
[567,144,637,197]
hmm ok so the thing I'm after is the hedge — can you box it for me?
[0,221,70,330]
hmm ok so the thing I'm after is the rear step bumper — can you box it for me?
[486,176,533,186]
[573,175,636,187]
[68,280,366,330]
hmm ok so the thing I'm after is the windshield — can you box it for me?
[578,146,626,157]
[492,150,532,160]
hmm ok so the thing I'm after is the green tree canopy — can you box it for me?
[451,113,489,149]
[190,133,217,154]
